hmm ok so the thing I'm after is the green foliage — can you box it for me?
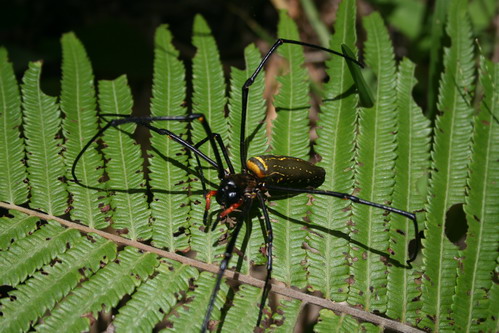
[309,0,357,302]
[189,14,227,265]
[99,76,151,241]
[163,272,229,332]
[420,0,476,330]
[0,210,38,249]
[22,61,68,216]
[0,236,115,332]
[350,11,398,312]
[271,10,310,289]
[113,261,198,333]
[149,24,190,251]
[0,222,80,286]
[60,32,109,229]
[220,285,262,333]
[228,44,268,273]
[0,2,497,332]
[271,299,301,332]
[452,56,499,332]
[387,57,430,323]
[0,48,28,204]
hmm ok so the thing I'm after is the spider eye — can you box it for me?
[216,179,242,206]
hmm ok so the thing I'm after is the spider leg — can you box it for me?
[194,133,234,175]
[71,114,225,184]
[255,190,273,327]
[266,185,420,264]
[200,196,253,333]
[238,39,363,169]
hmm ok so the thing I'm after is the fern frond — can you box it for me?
[452,57,499,332]
[420,0,475,329]
[349,12,397,312]
[220,285,263,332]
[60,32,109,229]
[0,222,80,286]
[308,0,357,301]
[113,261,198,333]
[426,0,450,119]
[489,279,499,333]
[314,309,342,332]
[228,44,267,274]
[0,210,38,249]
[149,24,190,251]
[21,61,68,216]
[0,48,28,204]
[315,310,362,331]
[270,10,310,289]
[270,299,301,332]
[387,58,431,323]
[189,14,227,265]
[36,247,157,332]
[0,236,115,333]
[228,44,267,173]
[99,76,151,241]
[163,272,229,332]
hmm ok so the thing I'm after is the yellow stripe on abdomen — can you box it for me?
[246,156,268,179]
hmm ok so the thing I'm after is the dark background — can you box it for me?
[1,0,497,117]
[2,0,297,106]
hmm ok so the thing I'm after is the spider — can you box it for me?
[72,38,420,332]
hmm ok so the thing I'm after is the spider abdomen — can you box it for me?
[246,155,325,188]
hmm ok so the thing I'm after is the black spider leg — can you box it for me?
[255,190,273,327]
[267,185,420,264]
[71,114,226,184]
[201,196,254,333]
[192,133,234,227]
[239,38,364,169]
[194,133,235,176]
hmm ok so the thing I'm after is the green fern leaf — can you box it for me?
[314,309,343,332]
[36,247,157,332]
[0,210,38,249]
[452,57,499,331]
[386,58,431,323]
[149,24,190,251]
[420,0,475,329]
[163,272,229,332]
[349,11,397,312]
[308,0,357,301]
[228,44,268,274]
[270,10,310,289]
[21,61,68,216]
[426,0,450,119]
[270,299,301,332]
[220,285,263,332]
[0,48,28,204]
[489,279,499,332]
[0,222,80,286]
[60,32,109,229]
[99,76,151,241]
[189,14,227,265]
[0,236,115,333]
[315,310,363,332]
[228,44,267,174]
[113,261,198,333]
